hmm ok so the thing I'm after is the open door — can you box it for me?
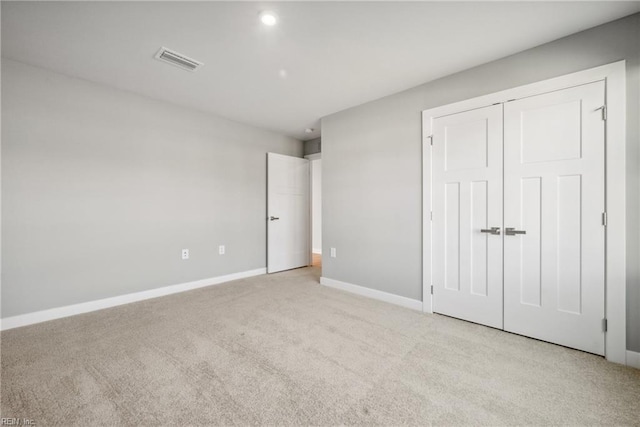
[267,153,310,273]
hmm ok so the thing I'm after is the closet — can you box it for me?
[426,78,607,355]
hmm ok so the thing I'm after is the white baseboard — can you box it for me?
[320,276,422,311]
[312,248,322,254]
[0,268,267,331]
[627,350,640,369]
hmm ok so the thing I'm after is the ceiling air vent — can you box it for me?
[154,47,203,72]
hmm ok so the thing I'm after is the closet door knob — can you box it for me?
[505,227,526,236]
[480,227,501,235]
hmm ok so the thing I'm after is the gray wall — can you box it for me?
[1,59,302,318]
[304,138,321,156]
[322,14,640,351]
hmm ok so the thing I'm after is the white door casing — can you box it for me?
[503,81,606,355]
[423,61,625,363]
[267,153,310,273]
[431,104,504,329]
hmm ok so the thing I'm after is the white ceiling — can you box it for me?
[3,1,639,141]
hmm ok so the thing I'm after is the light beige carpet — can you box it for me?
[1,266,639,426]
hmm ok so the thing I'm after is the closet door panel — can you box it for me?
[432,104,503,329]
[503,81,606,355]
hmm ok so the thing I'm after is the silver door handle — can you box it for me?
[505,227,526,236]
[480,227,501,235]
[269,216,280,221]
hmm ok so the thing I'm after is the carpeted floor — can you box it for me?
[1,266,639,425]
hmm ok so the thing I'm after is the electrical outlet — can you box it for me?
[219,245,225,255]
[182,249,189,260]
[330,247,336,258]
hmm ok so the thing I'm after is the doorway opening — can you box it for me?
[310,156,322,269]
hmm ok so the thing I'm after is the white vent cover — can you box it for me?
[154,47,203,72]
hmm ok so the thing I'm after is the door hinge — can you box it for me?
[430,285,434,295]
[602,318,608,332]
[602,212,607,226]
[430,211,433,221]
[427,135,433,146]
[597,105,607,121]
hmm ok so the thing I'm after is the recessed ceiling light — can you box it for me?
[260,11,278,26]
[305,128,314,134]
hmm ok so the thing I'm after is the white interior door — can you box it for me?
[267,153,310,273]
[503,81,606,355]
[431,104,504,329]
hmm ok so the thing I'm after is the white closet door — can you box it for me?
[432,104,503,329]
[503,81,606,355]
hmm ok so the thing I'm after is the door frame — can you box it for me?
[422,60,626,364]
[305,153,322,264]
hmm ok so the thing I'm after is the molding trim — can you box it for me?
[320,276,422,311]
[627,351,640,370]
[422,60,627,364]
[304,153,321,161]
[0,268,267,331]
